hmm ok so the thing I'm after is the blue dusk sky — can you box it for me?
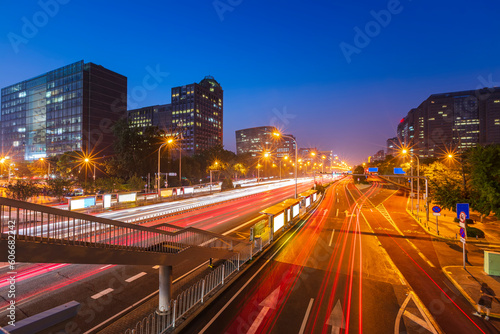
[1,0,499,164]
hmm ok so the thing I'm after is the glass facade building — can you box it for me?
[127,76,223,156]
[396,87,500,158]
[1,61,127,162]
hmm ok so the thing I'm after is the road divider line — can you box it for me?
[152,265,159,269]
[91,288,114,299]
[329,229,335,247]
[299,298,314,334]
[125,272,147,282]
[99,264,113,270]
[336,208,339,217]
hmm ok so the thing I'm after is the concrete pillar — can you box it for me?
[158,265,173,314]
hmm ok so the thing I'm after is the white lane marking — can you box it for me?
[91,288,114,299]
[125,272,147,282]
[84,260,209,334]
[336,209,339,217]
[329,229,336,247]
[299,298,314,334]
[152,265,159,269]
[99,264,112,270]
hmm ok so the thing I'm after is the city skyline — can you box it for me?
[1,1,499,164]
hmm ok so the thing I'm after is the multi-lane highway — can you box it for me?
[0,178,317,332]
[181,177,498,333]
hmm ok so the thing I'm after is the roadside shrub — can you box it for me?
[466,226,485,238]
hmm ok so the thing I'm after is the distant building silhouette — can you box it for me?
[395,87,500,158]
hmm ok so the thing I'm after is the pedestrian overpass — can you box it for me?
[0,197,250,312]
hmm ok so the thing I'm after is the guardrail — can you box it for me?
[0,197,243,255]
[125,252,246,334]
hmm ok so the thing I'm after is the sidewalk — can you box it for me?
[443,265,500,319]
[406,197,500,246]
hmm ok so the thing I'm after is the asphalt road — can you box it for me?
[0,180,316,332]
[181,178,428,333]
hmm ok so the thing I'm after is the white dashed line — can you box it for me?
[152,265,159,269]
[91,288,114,299]
[125,272,147,282]
[99,264,113,270]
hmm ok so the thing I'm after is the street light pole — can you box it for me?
[158,142,168,197]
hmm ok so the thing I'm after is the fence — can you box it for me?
[125,251,248,334]
[0,197,242,256]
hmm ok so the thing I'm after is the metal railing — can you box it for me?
[125,251,247,334]
[0,197,244,255]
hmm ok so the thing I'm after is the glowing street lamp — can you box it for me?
[401,147,420,214]
[40,158,51,177]
[0,158,12,183]
[258,151,270,183]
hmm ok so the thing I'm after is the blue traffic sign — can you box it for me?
[368,167,378,173]
[456,203,470,219]
[432,205,441,213]
[459,227,466,238]
[394,167,406,175]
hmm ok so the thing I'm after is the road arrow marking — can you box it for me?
[247,287,280,334]
[395,292,438,334]
[326,300,345,334]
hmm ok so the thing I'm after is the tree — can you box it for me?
[6,180,39,201]
[422,161,466,211]
[111,119,162,178]
[221,178,234,191]
[468,145,500,218]
[46,178,74,201]
[352,165,367,184]
[125,175,146,191]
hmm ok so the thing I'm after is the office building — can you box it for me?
[386,137,398,156]
[235,126,277,157]
[128,104,172,132]
[170,76,223,155]
[127,76,223,156]
[396,87,500,158]
[373,149,385,161]
[0,60,127,162]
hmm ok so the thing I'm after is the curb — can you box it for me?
[442,266,500,319]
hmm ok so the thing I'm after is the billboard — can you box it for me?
[292,204,300,217]
[305,196,311,207]
[69,196,96,211]
[183,187,194,195]
[103,194,112,209]
[118,193,137,203]
[273,212,285,233]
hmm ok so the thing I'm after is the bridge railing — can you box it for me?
[0,197,245,254]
